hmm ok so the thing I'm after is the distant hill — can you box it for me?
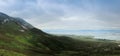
[0,12,120,56]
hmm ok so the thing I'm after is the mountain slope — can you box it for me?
[0,12,52,56]
[0,12,120,56]
[0,12,80,56]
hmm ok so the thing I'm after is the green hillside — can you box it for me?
[0,13,120,56]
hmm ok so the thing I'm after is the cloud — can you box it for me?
[0,0,120,30]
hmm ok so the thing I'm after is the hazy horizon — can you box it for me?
[43,29,120,40]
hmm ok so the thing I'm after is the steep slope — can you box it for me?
[0,12,51,56]
[0,12,120,56]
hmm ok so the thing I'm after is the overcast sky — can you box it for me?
[0,0,120,30]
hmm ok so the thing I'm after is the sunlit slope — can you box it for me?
[0,20,51,56]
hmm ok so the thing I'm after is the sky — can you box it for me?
[0,0,120,30]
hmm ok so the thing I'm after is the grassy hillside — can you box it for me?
[0,21,52,56]
[0,17,120,56]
